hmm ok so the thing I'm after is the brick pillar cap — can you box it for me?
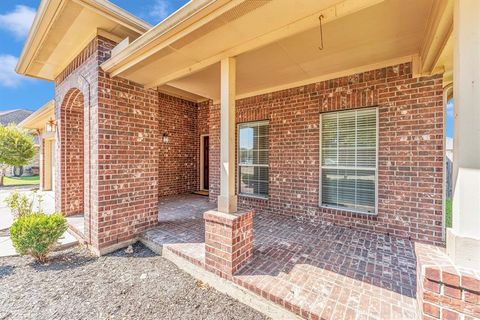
[203,209,254,226]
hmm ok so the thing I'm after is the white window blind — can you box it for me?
[320,108,377,214]
[238,121,269,198]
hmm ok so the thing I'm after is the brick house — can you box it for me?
[16,0,479,319]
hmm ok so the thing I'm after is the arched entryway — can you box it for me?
[59,88,85,217]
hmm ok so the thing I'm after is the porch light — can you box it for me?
[46,118,56,132]
[162,132,169,144]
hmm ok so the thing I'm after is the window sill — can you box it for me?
[319,204,377,216]
[238,194,269,201]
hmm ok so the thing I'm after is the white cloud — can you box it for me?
[0,5,36,39]
[150,0,170,21]
[0,55,24,88]
[446,99,454,117]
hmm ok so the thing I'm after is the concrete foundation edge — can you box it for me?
[91,238,138,256]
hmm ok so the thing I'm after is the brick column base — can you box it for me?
[204,210,254,277]
[415,243,480,320]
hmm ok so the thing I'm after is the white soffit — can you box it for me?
[108,0,378,87]
[17,0,150,81]
[167,0,435,101]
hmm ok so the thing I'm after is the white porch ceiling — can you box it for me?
[163,0,436,102]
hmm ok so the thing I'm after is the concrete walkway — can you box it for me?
[0,187,77,257]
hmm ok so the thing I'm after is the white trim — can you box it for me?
[16,0,150,79]
[318,107,379,215]
[199,134,209,192]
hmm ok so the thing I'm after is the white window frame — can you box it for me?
[237,120,269,199]
[319,107,379,215]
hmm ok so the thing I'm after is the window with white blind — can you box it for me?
[238,121,269,198]
[320,108,378,214]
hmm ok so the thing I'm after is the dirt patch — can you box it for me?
[0,243,268,320]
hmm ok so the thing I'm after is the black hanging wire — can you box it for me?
[318,14,324,50]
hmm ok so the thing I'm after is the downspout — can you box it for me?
[79,74,93,246]
[443,82,453,242]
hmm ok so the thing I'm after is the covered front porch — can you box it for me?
[142,194,418,319]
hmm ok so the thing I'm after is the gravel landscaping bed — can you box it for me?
[0,243,268,320]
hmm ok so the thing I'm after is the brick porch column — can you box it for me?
[204,57,254,275]
[204,210,254,277]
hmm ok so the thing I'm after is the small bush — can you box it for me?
[4,192,32,218]
[10,213,67,263]
[4,191,44,219]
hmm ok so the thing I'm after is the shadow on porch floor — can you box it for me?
[142,194,418,319]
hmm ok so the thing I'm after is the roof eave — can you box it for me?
[101,0,227,75]
[16,0,152,79]
[18,100,55,129]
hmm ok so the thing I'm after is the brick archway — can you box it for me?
[59,88,85,216]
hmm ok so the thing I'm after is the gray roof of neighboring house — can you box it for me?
[0,109,34,126]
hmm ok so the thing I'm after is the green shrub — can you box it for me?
[10,213,67,263]
[4,192,32,218]
[4,191,44,219]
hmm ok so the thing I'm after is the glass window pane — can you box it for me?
[321,108,377,214]
[357,129,376,147]
[238,122,269,197]
[239,166,268,197]
[321,169,338,206]
[322,148,337,166]
[357,148,376,168]
[338,148,355,167]
[322,130,337,148]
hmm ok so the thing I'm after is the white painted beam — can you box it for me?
[447,0,480,270]
[217,57,237,213]
[419,0,453,74]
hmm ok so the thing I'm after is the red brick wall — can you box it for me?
[96,41,161,250]
[55,35,212,251]
[59,89,84,216]
[55,36,102,242]
[55,36,164,251]
[158,93,198,196]
[209,63,444,246]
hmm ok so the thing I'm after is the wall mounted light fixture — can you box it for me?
[46,118,57,132]
[162,132,170,144]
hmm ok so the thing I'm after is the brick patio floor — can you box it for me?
[142,194,418,319]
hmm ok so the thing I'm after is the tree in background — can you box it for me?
[0,124,36,186]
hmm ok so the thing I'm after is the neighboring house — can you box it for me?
[19,101,56,191]
[0,109,33,126]
[15,0,479,319]
[0,109,39,177]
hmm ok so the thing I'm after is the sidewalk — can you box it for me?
[0,187,76,257]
